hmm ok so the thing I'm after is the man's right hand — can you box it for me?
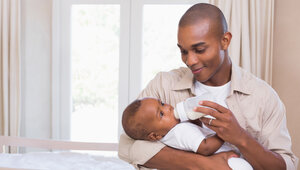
[143,146,238,170]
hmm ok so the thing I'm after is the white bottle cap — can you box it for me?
[174,102,189,122]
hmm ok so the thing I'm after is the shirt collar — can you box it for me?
[172,68,196,95]
[171,64,252,95]
[230,64,252,95]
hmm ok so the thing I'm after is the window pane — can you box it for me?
[71,5,120,143]
[142,5,191,89]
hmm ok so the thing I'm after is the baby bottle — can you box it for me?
[174,93,214,122]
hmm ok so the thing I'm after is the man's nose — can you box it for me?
[185,53,199,67]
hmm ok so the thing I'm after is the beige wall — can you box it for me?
[273,0,300,167]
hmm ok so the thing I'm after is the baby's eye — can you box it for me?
[161,101,165,106]
[160,111,164,117]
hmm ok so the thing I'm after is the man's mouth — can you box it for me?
[192,67,205,74]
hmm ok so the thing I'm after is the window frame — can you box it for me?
[52,0,204,143]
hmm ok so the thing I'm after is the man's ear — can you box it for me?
[221,32,232,50]
[147,132,163,141]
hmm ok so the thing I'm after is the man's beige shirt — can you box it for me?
[118,64,298,170]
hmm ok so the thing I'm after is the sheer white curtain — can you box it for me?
[0,0,21,152]
[209,0,274,84]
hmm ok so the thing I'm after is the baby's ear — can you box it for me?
[147,132,163,141]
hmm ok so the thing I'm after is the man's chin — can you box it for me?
[194,75,208,83]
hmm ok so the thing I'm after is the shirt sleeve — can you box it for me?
[137,72,165,100]
[260,89,299,170]
[118,134,165,169]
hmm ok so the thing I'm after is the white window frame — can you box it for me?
[52,0,204,142]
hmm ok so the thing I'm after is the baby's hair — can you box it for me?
[122,99,149,140]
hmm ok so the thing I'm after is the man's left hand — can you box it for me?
[197,100,247,146]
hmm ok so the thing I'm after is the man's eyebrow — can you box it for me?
[191,42,206,48]
[177,42,206,49]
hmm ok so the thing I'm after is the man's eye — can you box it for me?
[161,101,165,106]
[195,49,206,54]
[160,111,164,117]
[180,50,188,55]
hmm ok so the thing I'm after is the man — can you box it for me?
[118,3,298,170]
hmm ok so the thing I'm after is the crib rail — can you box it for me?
[0,136,118,153]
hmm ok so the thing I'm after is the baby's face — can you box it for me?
[135,98,180,137]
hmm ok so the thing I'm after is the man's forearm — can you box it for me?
[143,146,237,170]
[237,133,286,170]
[143,146,202,170]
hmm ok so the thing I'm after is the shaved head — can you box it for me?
[179,3,228,38]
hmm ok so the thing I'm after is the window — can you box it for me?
[71,5,120,143]
[142,5,190,88]
[53,0,207,153]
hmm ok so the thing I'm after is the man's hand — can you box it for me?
[196,100,247,145]
[196,101,286,170]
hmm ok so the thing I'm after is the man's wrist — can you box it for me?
[144,146,207,170]
[234,130,252,150]
[230,128,248,147]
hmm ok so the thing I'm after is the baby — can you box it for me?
[122,97,253,170]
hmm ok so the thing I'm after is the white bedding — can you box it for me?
[0,152,134,170]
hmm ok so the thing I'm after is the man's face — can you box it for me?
[135,98,179,137]
[177,19,226,85]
